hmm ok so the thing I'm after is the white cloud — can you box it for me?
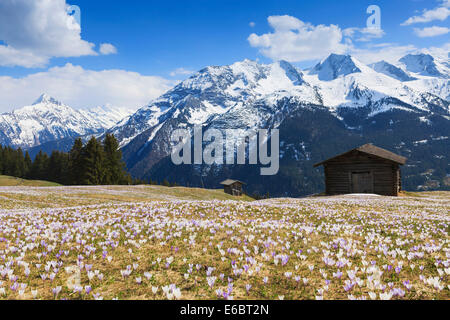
[0,0,105,67]
[248,15,348,62]
[343,27,385,42]
[0,64,177,113]
[246,14,448,66]
[350,44,418,64]
[421,42,450,59]
[99,43,118,55]
[0,45,50,68]
[169,68,195,77]
[414,26,450,37]
[350,42,450,65]
[249,22,256,28]
[401,0,450,25]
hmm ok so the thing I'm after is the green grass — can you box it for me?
[0,175,61,187]
[147,185,255,201]
[0,192,448,300]
[0,185,447,300]
[0,183,254,210]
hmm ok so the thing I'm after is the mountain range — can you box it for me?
[0,94,133,156]
[1,52,449,196]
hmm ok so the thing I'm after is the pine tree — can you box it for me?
[1,146,13,176]
[24,151,32,178]
[0,146,3,174]
[102,134,127,185]
[81,137,105,185]
[15,148,26,178]
[0,137,133,186]
[68,138,84,185]
[29,151,48,180]
[4,147,19,177]
[47,151,69,184]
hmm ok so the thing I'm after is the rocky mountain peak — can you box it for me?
[309,54,362,81]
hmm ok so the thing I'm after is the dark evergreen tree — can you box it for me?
[81,137,105,185]
[0,138,132,187]
[29,151,49,180]
[15,148,26,178]
[68,138,84,185]
[102,134,127,185]
[24,151,32,178]
[46,151,69,184]
[0,146,3,174]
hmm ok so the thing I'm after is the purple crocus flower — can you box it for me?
[52,286,62,297]
[344,283,354,292]
[10,282,19,291]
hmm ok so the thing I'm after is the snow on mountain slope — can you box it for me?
[406,77,450,101]
[80,104,135,130]
[303,54,448,115]
[368,55,449,102]
[399,53,449,78]
[109,59,320,147]
[309,54,361,81]
[109,53,448,183]
[369,61,416,82]
[4,52,448,166]
[110,53,449,155]
[0,94,133,148]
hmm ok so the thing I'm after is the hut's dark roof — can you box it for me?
[220,179,246,186]
[314,144,407,167]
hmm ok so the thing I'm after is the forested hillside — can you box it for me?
[0,134,131,186]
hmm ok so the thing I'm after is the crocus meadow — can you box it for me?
[0,186,448,300]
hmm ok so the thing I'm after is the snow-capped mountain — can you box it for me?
[0,94,133,148]
[112,53,448,149]
[2,52,448,195]
[369,61,416,82]
[108,59,319,148]
[399,53,449,78]
[309,54,362,81]
[303,54,449,116]
[81,104,134,131]
[101,53,448,196]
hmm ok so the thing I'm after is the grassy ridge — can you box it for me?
[0,175,61,187]
[0,184,254,210]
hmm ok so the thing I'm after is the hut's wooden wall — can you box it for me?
[323,151,401,196]
[224,183,243,196]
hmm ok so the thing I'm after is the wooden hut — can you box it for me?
[220,179,245,196]
[314,144,407,196]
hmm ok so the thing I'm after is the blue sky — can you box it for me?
[0,0,448,111]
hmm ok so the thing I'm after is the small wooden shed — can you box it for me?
[314,144,407,196]
[220,179,245,196]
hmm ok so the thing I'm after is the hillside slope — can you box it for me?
[0,175,61,187]
[0,184,253,209]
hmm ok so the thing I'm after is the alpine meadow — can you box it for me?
[0,0,448,307]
